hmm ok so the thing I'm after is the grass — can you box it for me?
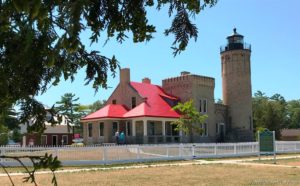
[1,163,300,186]
[251,157,300,166]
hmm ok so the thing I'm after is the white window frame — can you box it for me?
[201,123,208,137]
[62,135,68,145]
[203,99,207,113]
[199,99,208,113]
[41,135,47,145]
[88,123,93,138]
[52,135,58,146]
[99,122,104,137]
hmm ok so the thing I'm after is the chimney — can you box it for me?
[142,77,151,84]
[120,68,130,84]
[181,71,190,76]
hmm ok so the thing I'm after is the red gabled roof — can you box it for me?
[82,104,128,120]
[123,82,180,118]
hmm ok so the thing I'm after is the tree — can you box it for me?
[287,100,300,128]
[55,93,84,126]
[88,100,106,113]
[0,0,218,125]
[252,91,288,139]
[0,107,19,131]
[11,128,22,142]
[171,100,208,142]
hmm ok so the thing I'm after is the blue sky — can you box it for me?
[37,0,300,107]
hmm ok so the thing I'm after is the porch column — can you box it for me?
[143,120,147,136]
[162,121,166,135]
[143,119,148,144]
[132,120,136,136]
[162,121,166,143]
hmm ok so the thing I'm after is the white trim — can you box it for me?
[52,135,58,146]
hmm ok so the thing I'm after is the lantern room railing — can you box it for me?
[220,42,251,53]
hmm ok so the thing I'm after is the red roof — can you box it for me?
[123,82,180,118]
[82,104,128,120]
[81,82,180,120]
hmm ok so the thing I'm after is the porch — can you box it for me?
[83,117,187,144]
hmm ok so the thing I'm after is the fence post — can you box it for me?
[0,148,5,162]
[103,146,107,163]
[166,145,169,157]
[137,145,140,160]
[234,143,237,154]
[179,144,182,157]
[192,145,195,158]
[214,145,217,155]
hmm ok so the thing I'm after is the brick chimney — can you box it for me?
[142,77,151,84]
[120,68,130,84]
[181,71,190,76]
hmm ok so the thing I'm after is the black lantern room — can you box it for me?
[220,28,251,53]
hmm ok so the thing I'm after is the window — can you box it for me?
[216,123,219,134]
[112,99,116,104]
[99,122,104,136]
[112,122,118,135]
[166,122,179,136]
[199,100,202,112]
[199,99,208,113]
[126,122,131,136]
[62,135,68,145]
[147,122,155,136]
[201,123,208,137]
[41,135,47,145]
[131,97,136,108]
[88,123,93,137]
[203,100,207,113]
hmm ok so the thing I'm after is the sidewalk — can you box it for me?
[1,154,300,177]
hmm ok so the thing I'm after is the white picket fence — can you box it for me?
[0,141,300,166]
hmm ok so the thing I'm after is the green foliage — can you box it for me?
[11,128,22,142]
[255,127,267,141]
[1,153,61,186]
[287,100,300,128]
[0,0,217,119]
[252,91,300,139]
[171,100,207,135]
[0,107,19,130]
[55,93,85,127]
[88,100,106,113]
[0,125,9,145]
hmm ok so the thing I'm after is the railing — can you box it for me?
[220,42,251,53]
[0,141,300,166]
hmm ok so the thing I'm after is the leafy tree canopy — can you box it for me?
[172,99,207,135]
[0,0,218,116]
[252,91,300,139]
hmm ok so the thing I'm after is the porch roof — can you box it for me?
[81,104,128,120]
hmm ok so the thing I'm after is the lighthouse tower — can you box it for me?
[220,28,253,141]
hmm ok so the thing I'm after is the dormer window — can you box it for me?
[112,99,116,104]
[131,97,136,108]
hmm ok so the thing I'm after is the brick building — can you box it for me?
[81,28,254,144]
